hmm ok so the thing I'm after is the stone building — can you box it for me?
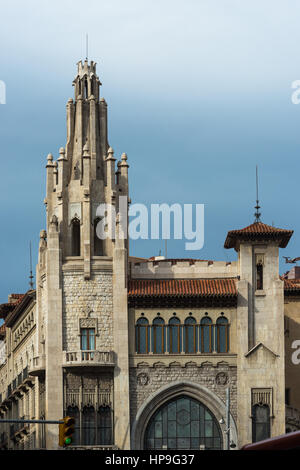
[0,59,300,450]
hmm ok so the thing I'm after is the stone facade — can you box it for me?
[0,60,299,451]
[129,362,237,423]
[62,272,113,351]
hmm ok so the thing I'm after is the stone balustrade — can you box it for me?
[62,350,115,367]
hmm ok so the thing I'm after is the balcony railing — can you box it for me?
[63,350,115,367]
[28,355,46,376]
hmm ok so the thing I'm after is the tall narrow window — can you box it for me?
[80,328,95,351]
[97,406,112,445]
[168,317,181,354]
[84,77,88,99]
[82,406,96,445]
[80,328,95,360]
[256,263,263,290]
[152,317,165,354]
[215,317,229,353]
[135,318,150,353]
[66,406,80,446]
[252,404,270,443]
[183,317,197,353]
[94,218,103,256]
[200,317,213,353]
[71,218,81,256]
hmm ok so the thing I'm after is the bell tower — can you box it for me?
[225,221,293,447]
[37,60,130,449]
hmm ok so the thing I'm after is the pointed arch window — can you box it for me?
[135,317,150,354]
[144,395,223,450]
[84,76,88,99]
[97,406,112,445]
[152,317,165,354]
[94,218,104,256]
[183,317,197,353]
[215,317,229,353]
[66,406,80,446]
[256,263,263,290]
[168,317,182,354]
[71,217,81,256]
[200,317,213,353]
[82,406,96,445]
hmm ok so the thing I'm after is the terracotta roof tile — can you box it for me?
[284,279,300,293]
[224,221,293,249]
[128,278,237,298]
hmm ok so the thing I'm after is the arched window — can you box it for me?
[252,404,270,443]
[144,395,222,450]
[66,406,80,446]
[71,218,81,256]
[84,77,88,99]
[152,317,165,354]
[200,317,213,353]
[183,317,197,353]
[94,218,103,256]
[82,406,96,445]
[215,317,229,353]
[256,263,263,290]
[135,318,150,354]
[168,317,181,354]
[97,406,112,445]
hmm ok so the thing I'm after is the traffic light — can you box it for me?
[59,416,75,447]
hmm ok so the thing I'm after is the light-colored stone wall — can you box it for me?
[236,243,286,448]
[62,270,113,351]
[130,260,238,279]
[129,362,237,449]
[130,363,237,421]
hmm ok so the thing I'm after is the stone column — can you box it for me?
[45,216,63,449]
[112,217,130,449]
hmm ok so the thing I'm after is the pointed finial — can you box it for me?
[254,165,261,222]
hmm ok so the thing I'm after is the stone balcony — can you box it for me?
[28,355,46,377]
[62,350,115,368]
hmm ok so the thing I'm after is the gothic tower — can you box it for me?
[36,60,130,449]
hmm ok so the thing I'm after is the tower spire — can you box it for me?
[254,165,261,223]
[29,241,34,289]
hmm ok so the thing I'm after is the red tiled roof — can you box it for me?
[224,222,293,249]
[128,278,237,298]
[0,292,29,320]
[9,294,24,300]
[284,279,300,293]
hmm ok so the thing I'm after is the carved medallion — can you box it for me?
[215,372,229,386]
[137,373,149,386]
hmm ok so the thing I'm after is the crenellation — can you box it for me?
[130,259,238,279]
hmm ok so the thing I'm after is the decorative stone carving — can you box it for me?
[50,214,58,226]
[215,372,229,386]
[137,373,149,386]
[68,202,81,224]
[82,306,93,318]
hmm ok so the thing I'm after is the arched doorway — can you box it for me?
[144,395,222,450]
